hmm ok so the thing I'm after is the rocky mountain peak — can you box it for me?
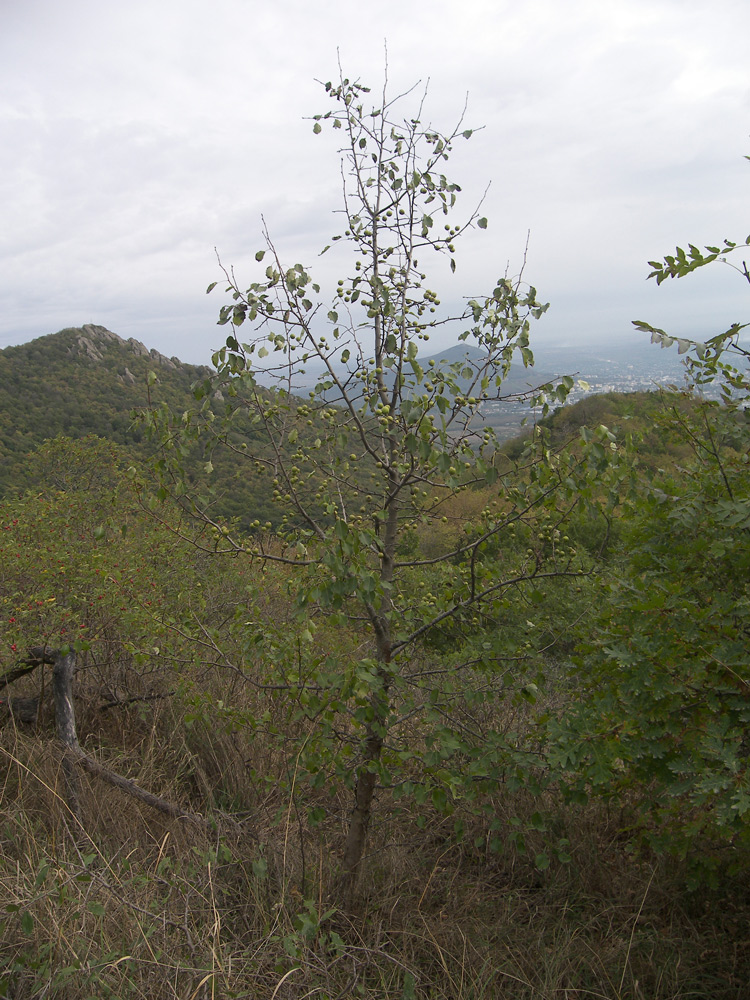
[70,324,188,372]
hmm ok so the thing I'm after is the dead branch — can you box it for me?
[47,648,211,830]
[0,645,56,692]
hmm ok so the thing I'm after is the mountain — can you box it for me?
[0,324,323,530]
[0,324,211,497]
[0,324,563,492]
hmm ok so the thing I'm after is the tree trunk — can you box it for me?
[340,724,384,905]
[340,464,399,904]
[52,649,82,822]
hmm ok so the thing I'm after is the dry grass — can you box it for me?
[2,672,749,1000]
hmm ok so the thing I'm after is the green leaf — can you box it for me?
[477,217,488,229]
[255,250,266,262]
[401,971,417,999]
[313,122,322,134]
[206,281,217,294]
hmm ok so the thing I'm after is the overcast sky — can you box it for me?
[2,0,749,366]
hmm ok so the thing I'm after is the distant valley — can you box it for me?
[0,324,694,508]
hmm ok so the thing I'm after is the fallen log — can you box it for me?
[46,647,211,830]
[1,646,211,829]
[65,744,210,827]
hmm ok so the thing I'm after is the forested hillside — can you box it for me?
[0,325,207,493]
[0,325,294,528]
[0,324,692,527]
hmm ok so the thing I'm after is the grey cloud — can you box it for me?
[1,0,748,363]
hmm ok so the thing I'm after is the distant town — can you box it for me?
[478,336,698,439]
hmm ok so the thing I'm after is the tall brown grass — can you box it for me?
[2,658,749,1000]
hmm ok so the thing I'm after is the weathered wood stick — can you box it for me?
[48,648,210,830]
[68,745,210,828]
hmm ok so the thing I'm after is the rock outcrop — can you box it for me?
[64,324,209,380]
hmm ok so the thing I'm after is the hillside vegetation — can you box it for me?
[0,325,696,527]
[2,386,749,999]
[2,336,748,1000]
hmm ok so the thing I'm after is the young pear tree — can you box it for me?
[148,70,617,897]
